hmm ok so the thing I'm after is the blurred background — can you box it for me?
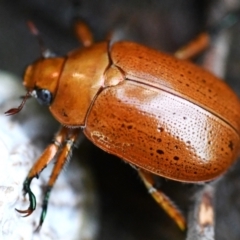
[1,0,240,239]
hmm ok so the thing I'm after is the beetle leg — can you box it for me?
[175,12,240,60]
[174,32,210,60]
[15,127,69,217]
[36,128,80,230]
[74,19,94,47]
[138,169,186,231]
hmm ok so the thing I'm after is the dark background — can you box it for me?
[1,1,240,239]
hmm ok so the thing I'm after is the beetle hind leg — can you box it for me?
[138,169,186,231]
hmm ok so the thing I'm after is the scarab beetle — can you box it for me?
[6,20,240,231]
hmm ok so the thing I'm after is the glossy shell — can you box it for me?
[84,42,240,182]
[24,41,240,183]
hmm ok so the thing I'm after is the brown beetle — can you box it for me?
[6,21,240,231]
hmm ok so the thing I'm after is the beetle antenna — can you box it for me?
[27,21,55,59]
[5,91,31,116]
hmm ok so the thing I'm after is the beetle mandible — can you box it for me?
[5,19,240,231]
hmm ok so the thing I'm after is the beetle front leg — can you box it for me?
[16,127,69,217]
[36,128,80,230]
[138,169,186,231]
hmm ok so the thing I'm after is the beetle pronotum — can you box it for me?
[5,17,240,231]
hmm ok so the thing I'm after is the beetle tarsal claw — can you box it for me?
[15,207,34,217]
[17,177,37,217]
[15,188,36,217]
[15,189,37,217]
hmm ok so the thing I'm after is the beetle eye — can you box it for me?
[36,89,52,105]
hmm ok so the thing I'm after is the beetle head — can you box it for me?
[23,57,65,105]
[24,58,65,94]
[4,57,65,116]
